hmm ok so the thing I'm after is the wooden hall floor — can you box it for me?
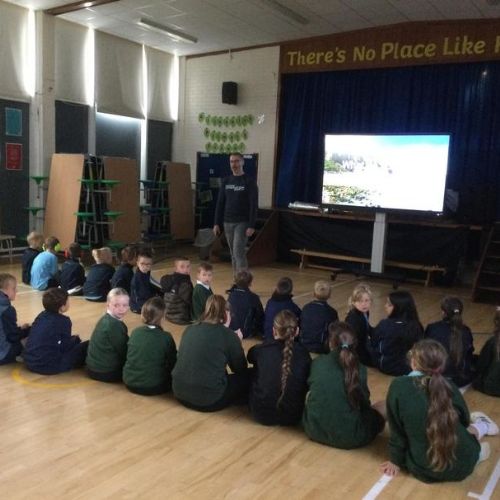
[0,254,498,500]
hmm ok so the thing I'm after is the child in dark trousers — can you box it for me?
[160,256,193,325]
[425,296,475,387]
[192,262,214,321]
[0,274,30,365]
[86,288,130,382]
[247,310,311,426]
[123,297,177,395]
[21,231,43,285]
[263,277,301,342]
[59,242,86,295]
[227,270,264,338]
[83,247,115,302]
[300,280,338,354]
[111,245,138,294]
[23,288,88,374]
[130,249,161,313]
[381,339,497,482]
[473,308,500,396]
[345,283,374,366]
[303,322,386,449]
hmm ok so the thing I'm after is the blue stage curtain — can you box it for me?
[275,62,500,222]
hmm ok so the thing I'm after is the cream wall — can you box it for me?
[173,46,280,208]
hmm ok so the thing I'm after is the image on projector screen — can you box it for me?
[322,134,450,211]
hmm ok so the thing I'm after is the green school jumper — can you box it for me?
[387,375,480,483]
[302,352,384,449]
[86,313,128,373]
[123,325,177,391]
[172,322,247,407]
[473,336,500,397]
[191,284,213,320]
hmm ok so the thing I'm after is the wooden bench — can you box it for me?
[290,248,446,286]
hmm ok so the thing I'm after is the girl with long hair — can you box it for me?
[370,290,424,375]
[345,283,373,365]
[382,339,497,482]
[473,307,500,396]
[302,322,386,449]
[247,310,311,426]
[172,295,250,412]
[425,296,475,387]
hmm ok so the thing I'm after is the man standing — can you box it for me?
[213,153,258,272]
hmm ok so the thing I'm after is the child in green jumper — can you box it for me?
[192,262,214,321]
[123,297,177,395]
[302,322,386,449]
[382,339,498,483]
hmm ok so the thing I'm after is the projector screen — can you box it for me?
[322,134,450,212]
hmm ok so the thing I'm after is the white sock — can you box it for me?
[471,421,489,440]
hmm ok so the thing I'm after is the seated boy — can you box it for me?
[59,242,86,295]
[192,262,214,320]
[227,270,264,338]
[299,280,338,354]
[160,256,193,325]
[0,273,30,365]
[130,248,161,313]
[22,231,44,285]
[30,236,60,291]
[111,245,138,293]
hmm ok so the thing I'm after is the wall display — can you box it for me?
[5,143,22,170]
[198,113,254,154]
[5,107,22,136]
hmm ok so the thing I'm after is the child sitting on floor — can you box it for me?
[192,262,214,321]
[303,322,386,449]
[345,283,373,366]
[263,277,301,341]
[86,288,130,382]
[247,309,311,426]
[300,280,338,354]
[227,270,264,339]
[23,288,88,374]
[473,307,500,397]
[0,273,30,365]
[83,247,115,302]
[123,297,177,396]
[381,339,498,482]
[160,256,193,325]
[30,236,60,291]
[129,248,161,313]
[425,296,475,388]
[21,231,43,285]
[59,242,86,295]
[111,245,138,294]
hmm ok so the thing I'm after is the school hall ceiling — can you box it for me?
[6,0,500,56]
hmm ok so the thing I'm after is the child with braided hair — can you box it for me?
[382,339,497,482]
[425,296,475,387]
[247,310,311,426]
[302,322,385,449]
[473,307,500,396]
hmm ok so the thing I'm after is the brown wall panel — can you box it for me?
[166,162,194,240]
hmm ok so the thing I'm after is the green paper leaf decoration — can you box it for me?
[229,132,234,142]
[217,116,223,127]
[210,116,216,126]
[227,144,233,154]
[247,114,254,125]
[241,116,248,126]
[235,131,241,141]
[210,130,216,141]
[206,142,211,152]
[236,115,242,126]
[239,142,245,152]
[221,132,227,142]
[204,128,210,138]
[242,129,248,140]
[205,114,211,125]
[223,117,229,127]
[230,116,236,127]
[198,112,205,122]
[215,131,221,141]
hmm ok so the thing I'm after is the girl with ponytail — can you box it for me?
[303,322,385,449]
[382,339,497,482]
[247,310,311,425]
[425,296,475,387]
[473,307,500,396]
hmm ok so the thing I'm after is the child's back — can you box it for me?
[111,245,137,293]
[300,292,338,354]
[83,247,114,302]
[59,243,85,294]
[30,236,60,291]
[21,231,43,285]
[161,272,193,325]
[227,271,264,338]
[123,298,177,395]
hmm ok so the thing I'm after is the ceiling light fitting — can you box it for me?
[260,0,309,25]
[137,18,198,44]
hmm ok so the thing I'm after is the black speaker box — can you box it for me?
[222,81,238,105]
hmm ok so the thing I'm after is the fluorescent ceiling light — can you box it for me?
[137,18,198,44]
[260,0,309,25]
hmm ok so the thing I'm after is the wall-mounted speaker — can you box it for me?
[222,81,238,105]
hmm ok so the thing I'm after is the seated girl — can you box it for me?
[381,339,497,483]
[302,322,386,449]
[247,309,311,426]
